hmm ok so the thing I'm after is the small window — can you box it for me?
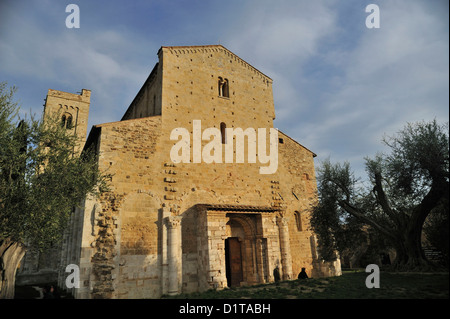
[220,122,227,144]
[279,138,284,144]
[66,115,73,129]
[218,77,229,98]
[294,211,302,231]
[61,113,73,129]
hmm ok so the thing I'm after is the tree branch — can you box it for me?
[410,178,449,232]
[337,199,397,242]
[373,172,407,226]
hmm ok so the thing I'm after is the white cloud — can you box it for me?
[222,0,338,126]
[0,5,157,126]
[1,0,447,182]
[326,1,448,134]
[315,1,447,179]
[227,1,449,180]
[227,1,336,65]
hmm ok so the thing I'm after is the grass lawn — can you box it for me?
[14,271,448,299]
[163,271,449,299]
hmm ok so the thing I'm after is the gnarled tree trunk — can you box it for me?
[392,232,429,270]
[0,239,27,299]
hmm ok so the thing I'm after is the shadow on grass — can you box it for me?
[163,271,449,299]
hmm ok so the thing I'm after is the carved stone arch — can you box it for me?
[226,214,256,239]
[225,218,245,239]
[224,213,260,287]
[178,189,218,214]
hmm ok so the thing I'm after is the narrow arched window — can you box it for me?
[223,78,229,97]
[218,77,224,96]
[220,122,226,144]
[66,115,73,129]
[61,113,73,129]
[294,211,302,231]
[218,77,229,98]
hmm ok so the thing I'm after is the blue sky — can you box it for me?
[1,0,448,180]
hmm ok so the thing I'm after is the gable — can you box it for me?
[159,45,276,132]
[159,45,272,85]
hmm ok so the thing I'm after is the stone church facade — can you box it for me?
[27,45,340,298]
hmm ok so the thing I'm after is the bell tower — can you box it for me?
[43,88,91,155]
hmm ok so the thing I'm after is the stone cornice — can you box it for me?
[195,203,281,212]
[47,88,91,103]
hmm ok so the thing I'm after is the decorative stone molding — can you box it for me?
[166,215,181,229]
[164,163,176,167]
[276,216,288,227]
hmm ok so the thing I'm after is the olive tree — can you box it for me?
[311,120,449,270]
[0,82,108,298]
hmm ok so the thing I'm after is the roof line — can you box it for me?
[121,62,159,121]
[278,130,317,157]
[95,114,161,128]
[160,44,273,82]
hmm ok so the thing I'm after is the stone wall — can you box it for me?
[122,62,162,120]
[277,132,319,279]
[94,116,163,298]
[56,45,340,299]
[43,88,91,155]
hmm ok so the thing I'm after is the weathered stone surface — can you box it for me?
[42,45,340,299]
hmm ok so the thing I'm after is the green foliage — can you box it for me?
[311,120,449,267]
[0,82,109,250]
[310,160,369,261]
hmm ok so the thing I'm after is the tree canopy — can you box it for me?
[1,82,108,249]
[311,119,449,270]
[0,82,109,298]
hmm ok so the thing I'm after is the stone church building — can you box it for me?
[20,45,341,298]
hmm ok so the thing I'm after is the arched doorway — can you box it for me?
[195,204,275,291]
[225,237,243,287]
[224,215,257,287]
[225,218,245,287]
